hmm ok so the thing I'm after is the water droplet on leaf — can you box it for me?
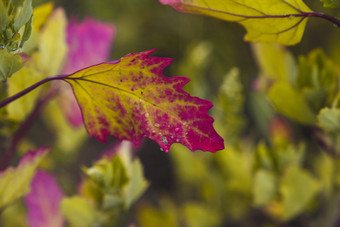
[162,136,168,145]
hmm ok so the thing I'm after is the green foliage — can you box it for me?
[0,0,33,80]
[1,0,340,226]
[0,148,47,209]
[280,165,321,220]
[318,108,340,132]
[321,0,340,8]
[269,82,316,125]
[61,196,99,227]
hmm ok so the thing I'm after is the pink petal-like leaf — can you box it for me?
[60,18,116,127]
[24,170,64,227]
[63,50,224,152]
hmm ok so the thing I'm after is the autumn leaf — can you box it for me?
[63,50,224,152]
[159,0,312,45]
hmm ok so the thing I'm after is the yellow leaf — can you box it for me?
[160,0,312,45]
[0,148,48,209]
[36,8,67,75]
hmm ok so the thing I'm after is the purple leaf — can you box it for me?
[59,18,116,127]
[24,170,64,227]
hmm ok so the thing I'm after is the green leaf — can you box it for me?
[119,142,149,208]
[317,108,340,132]
[182,202,220,227]
[249,92,275,137]
[13,0,33,32]
[1,201,28,227]
[61,196,97,227]
[252,43,297,83]
[7,61,45,121]
[159,0,312,45]
[320,0,340,8]
[280,165,321,220]
[0,1,11,31]
[84,142,148,210]
[253,170,277,206]
[0,148,48,209]
[213,68,245,144]
[36,8,67,75]
[296,49,339,112]
[138,198,179,227]
[0,50,23,81]
[269,82,316,125]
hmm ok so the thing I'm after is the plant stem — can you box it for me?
[0,90,58,170]
[0,75,67,108]
[305,12,340,28]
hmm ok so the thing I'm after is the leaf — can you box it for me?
[64,50,224,152]
[62,18,116,74]
[182,202,220,227]
[61,196,97,227]
[159,0,312,45]
[82,141,148,210]
[0,49,23,81]
[317,108,340,132]
[252,43,297,83]
[24,170,64,227]
[36,8,67,75]
[119,141,149,208]
[268,81,316,125]
[7,7,66,121]
[7,60,45,121]
[253,169,277,206]
[320,0,340,8]
[13,0,33,32]
[296,49,339,112]
[213,68,245,144]
[280,165,321,220]
[60,17,116,127]
[0,148,49,209]
[0,1,11,31]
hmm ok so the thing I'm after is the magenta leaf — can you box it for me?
[63,50,225,152]
[59,18,116,127]
[24,170,64,227]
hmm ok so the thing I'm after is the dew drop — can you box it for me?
[176,138,180,142]
[171,135,174,139]
[154,123,160,128]
[175,128,179,132]
[185,132,188,136]
[162,136,168,145]
[152,130,156,135]
[0,44,5,49]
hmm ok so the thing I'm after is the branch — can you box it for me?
[305,12,340,28]
[0,89,58,170]
[0,75,67,108]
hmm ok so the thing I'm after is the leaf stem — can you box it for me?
[0,89,58,170]
[0,75,67,108]
[304,12,340,28]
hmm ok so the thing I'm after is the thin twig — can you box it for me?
[0,89,59,170]
[0,75,67,108]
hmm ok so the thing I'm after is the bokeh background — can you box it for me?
[5,0,340,226]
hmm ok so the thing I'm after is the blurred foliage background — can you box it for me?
[2,0,340,226]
